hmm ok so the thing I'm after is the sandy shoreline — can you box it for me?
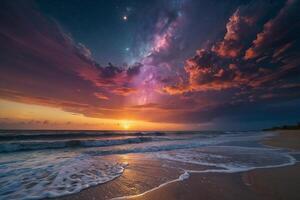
[263,130,300,150]
[55,130,300,200]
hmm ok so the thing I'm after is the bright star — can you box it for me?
[123,15,128,21]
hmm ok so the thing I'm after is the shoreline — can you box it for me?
[113,159,298,200]
[263,130,300,150]
[55,130,300,200]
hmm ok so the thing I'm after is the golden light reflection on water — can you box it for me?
[119,154,130,165]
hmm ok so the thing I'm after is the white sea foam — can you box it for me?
[0,152,127,200]
[179,171,190,180]
[155,146,297,173]
[110,170,190,200]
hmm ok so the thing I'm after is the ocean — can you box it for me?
[0,130,297,199]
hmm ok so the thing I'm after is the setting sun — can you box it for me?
[120,120,132,130]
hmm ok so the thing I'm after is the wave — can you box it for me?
[0,137,159,153]
[84,132,272,156]
[0,132,241,153]
[0,131,169,141]
[0,130,236,141]
[0,131,271,154]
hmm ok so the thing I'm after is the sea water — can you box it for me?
[0,130,297,199]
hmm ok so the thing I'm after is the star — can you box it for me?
[123,15,128,21]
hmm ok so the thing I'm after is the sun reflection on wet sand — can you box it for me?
[56,153,187,200]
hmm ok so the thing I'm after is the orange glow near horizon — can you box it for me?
[0,99,196,131]
[120,120,132,130]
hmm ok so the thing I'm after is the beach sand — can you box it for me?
[55,130,300,200]
[264,130,300,150]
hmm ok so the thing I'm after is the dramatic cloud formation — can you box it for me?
[164,0,300,96]
[161,0,300,126]
[245,0,300,60]
[0,0,299,129]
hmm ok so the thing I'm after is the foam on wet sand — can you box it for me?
[54,130,300,200]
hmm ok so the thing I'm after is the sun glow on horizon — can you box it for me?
[120,120,132,130]
[0,99,196,131]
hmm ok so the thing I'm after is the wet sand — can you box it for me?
[125,164,300,200]
[55,130,300,200]
[242,164,300,200]
[54,154,214,200]
[54,155,183,200]
[240,130,300,200]
[124,172,259,200]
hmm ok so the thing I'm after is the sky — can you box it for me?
[0,0,299,130]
